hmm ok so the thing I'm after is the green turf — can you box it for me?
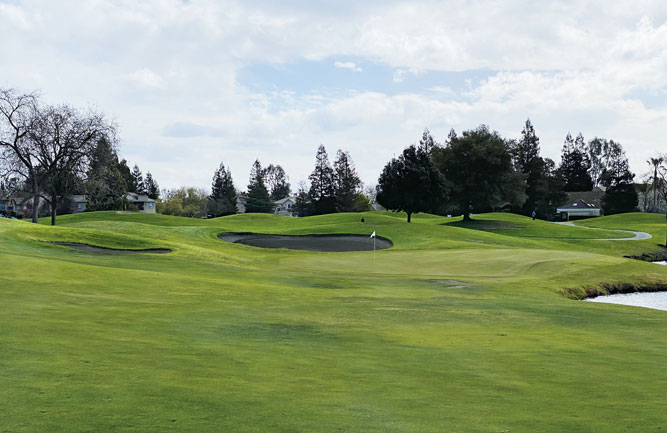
[1,211,667,432]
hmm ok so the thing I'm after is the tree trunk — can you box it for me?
[407,212,412,223]
[50,194,57,226]
[463,212,471,221]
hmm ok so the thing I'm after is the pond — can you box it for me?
[585,291,667,311]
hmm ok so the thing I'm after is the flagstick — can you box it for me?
[373,236,376,262]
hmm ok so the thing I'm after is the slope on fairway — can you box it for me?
[1,212,667,432]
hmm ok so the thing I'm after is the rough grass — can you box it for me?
[0,211,666,432]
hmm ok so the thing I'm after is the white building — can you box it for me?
[274,196,297,217]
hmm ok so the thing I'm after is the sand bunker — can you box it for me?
[218,233,393,252]
[52,242,171,254]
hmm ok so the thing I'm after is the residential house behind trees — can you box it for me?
[208,162,237,217]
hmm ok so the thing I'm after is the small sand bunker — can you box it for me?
[218,233,393,252]
[52,242,171,254]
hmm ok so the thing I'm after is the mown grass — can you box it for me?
[1,211,666,432]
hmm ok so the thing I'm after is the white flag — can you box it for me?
[370,231,376,238]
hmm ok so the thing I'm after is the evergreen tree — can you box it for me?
[509,119,559,217]
[559,132,593,191]
[208,162,237,217]
[308,145,336,215]
[599,142,637,214]
[377,144,446,223]
[245,159,273,213]
[131,164,145,194]
[333,149,362,212]
[263,164,291,200]
[143,172,160,200]
[118,159,133,193]
[294,181,310,217]
[419,128,437,153]
[86,137,127,211]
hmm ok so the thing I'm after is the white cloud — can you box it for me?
[334,61,362,72]
[1,0,667,190]
[124,68,166,89]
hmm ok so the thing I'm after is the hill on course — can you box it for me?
[1,211,666,432]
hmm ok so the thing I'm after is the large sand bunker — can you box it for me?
[218,233,393,252]
[52,242,171,254]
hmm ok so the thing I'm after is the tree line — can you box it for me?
[0,88,159,225]
[160,144,371,218]
[377,120,662,222]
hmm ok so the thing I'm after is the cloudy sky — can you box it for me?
[1,0,666,191]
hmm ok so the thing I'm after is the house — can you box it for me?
[274,196,297,217]
[564,186,605,209]
[126,193,157,214]
[70,195,87,213]
[556,199,601,220]
[0,194,17,214]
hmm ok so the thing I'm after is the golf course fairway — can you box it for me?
[1,210,667,432]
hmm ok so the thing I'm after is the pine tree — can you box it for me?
[559,132,593,191]
[419,128,437,153]
[333,149,362,212]
[601,146,638,215]
[143,172,160,200]
[131,165,145,194]
[208,162,237,217]
[294,181,310,217]
[510,119,550,216]
[308,145,336,215]
[245,159,273,213]
[86,137,126,211]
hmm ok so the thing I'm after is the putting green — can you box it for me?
[1,211,666,432]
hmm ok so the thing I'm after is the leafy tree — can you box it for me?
[263,164,291,200]
[600,143,638,215]
[352,193,372,212]
[432,125,525,221]
[333,149,362,212]
[308,145,336,215]
[294,181,310,217]
[245,159,273,213]
[377,144,446,223]
[86,137,127,211]
[143,172,160,200]
[208,162,237,217]
[158,187,207,217]
[28,103,113,225]
[131,164,145,194]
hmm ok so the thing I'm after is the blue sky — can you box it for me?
[1,0,666,191]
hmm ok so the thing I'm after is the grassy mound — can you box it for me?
[1,211,666,432]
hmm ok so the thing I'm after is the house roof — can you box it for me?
[274,196,296,205]
[557,199,599,210]
[126,193,156,203]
